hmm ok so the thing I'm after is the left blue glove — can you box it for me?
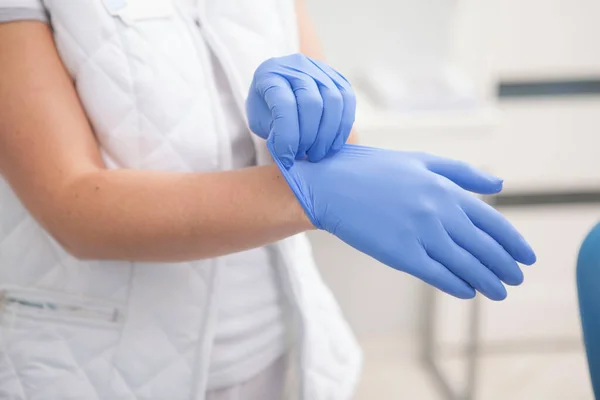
[268,142,537,301]
[246,53,356,168]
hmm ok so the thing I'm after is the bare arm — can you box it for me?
[0,22,312,262]
[295,0,359,144]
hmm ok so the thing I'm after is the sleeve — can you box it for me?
[0,0,48,24]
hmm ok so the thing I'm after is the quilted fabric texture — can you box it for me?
[0,0,362,399]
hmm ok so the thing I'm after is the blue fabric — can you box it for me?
[247,53,355,168]
[577,222,600,398]
[270,143,536,300]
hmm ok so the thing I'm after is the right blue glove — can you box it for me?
[272,143,536,300]
[246,54,356,168]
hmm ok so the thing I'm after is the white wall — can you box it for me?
[452,0,600,84]
[304,0,456,78]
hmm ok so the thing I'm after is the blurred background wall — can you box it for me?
[303,0,600,398]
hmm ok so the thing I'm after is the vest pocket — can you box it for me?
[0,289,123,399]
[0,288,122,328]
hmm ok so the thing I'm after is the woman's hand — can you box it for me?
[271,143,537,301]
[246,53,356,168]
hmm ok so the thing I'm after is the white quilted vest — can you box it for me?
[0,0,362,399]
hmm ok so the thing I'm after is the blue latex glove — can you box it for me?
[271,143,537,300]
[246,54,355,168]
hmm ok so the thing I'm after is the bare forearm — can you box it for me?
[45,165,311,261]
[0,23,311,262]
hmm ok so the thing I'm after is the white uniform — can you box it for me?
[0,0,362,399]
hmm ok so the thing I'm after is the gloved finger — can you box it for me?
[258,74,300,169]
[425,225,507,300]
[444,209,524,286]
[287,73,322,159]
[306,75,343,163]
[330,84,356,154]
[462,196,537,265]
[246,84,272,140]
[308,59,356,154]
[395,246,476,299]
[309,57,353,86]
[426,156,503,195]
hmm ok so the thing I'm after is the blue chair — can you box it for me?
[577,222,600,399]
